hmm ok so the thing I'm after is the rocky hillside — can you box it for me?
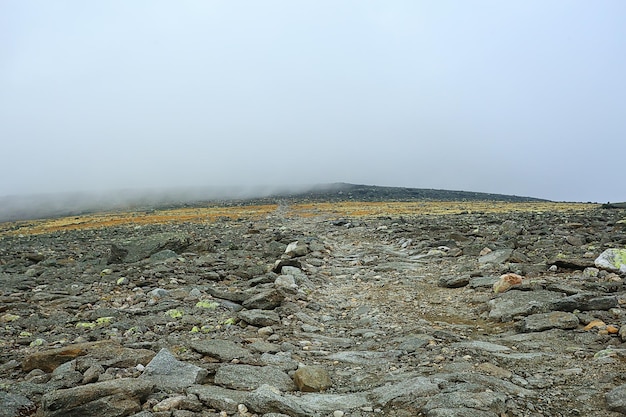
[0,183,546,223]
[266,183,548,203]
[1,202,626,416]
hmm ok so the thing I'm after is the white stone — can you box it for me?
[595,248,626,273]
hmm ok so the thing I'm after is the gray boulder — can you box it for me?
[517,311,579,332]
[488,290,565,322]
[187,385,248,413]
[285,241,309,257]
[595,248,626,273]
[215,364,294,391]
[245,384,316,417]
[40,378,154,417]
[606,383,626,413]
[422,390,507,416]
[107,232,191,264]
[479,249,513,265]
[140,348,207,392]
[243,289,285,310]
[369,376,439,406]
[239,309,281,326]
[0,392,36,417]
[438,275,470,288]
[189,339,250,362]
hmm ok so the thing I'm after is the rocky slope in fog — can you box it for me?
[1,204,626,416]
[0,183,547,222]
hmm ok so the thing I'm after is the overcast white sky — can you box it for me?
[1,1,625,202]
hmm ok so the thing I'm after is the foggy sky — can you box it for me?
[1,1,625,203]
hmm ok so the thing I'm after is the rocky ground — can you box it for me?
[1,202,626,417]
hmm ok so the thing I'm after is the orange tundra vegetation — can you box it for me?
[0,201,596,236]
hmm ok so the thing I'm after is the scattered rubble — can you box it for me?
[1,204,626,416]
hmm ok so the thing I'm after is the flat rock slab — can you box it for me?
[296,392,370,412]
[397,335,433,352]
[446,373,535,398]
[479,249,513,265]
[452,341,512,353]
[260,352,299,371]
[107,232,191,264]
[245,384,316,417]
[606,383,626,413]
[243,289,285,310]
[0,392,36,417]
[438,275,470,288]
[488,290,565,322]
[549,293,618,312]
[40,378,154,417]
[326,350,402,365]
[189,339,251,362]
[140,348,207,392]
[469,276,500,289]
[517,311,579,332]
[187,385,249,413]
[369,376,440,406]
[423,390,507,416]
[238,309,281,326]
[425,407,502,417]
[549,257,595,270]
[215,364,294,391]
[22,340,155,373]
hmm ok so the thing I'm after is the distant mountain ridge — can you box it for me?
[268,182,548,203]
[0,183,547,223]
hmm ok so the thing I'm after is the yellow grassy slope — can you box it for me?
[0,201,596,236]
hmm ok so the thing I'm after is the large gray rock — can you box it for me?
[425,408,500,417]
[443,372,535,397]
[238,309,281,326]
[243,289,285,310]
[595,248,626,273]
[260,352,299,371]
[452,341,512,353]
[369,376,440,406]
[140,348,207,392]
[0,392,36,417]
[296,392,370,412]
[22,340,155,373]
[107,232,191,264]
[148,249,179,262]
[285,241,309,258]
[397,335,433,352]
[517,311,579,332]
[478,249,513,265]
[245,384,316,417]
[189,339,251,362]
[326,350,402,365]
[549,294,618,312]
[488,290,565,322]
[215,364,294,391]
[606,383,626,413]
[245,385,369,416]
[187,385,248,413]
[438,275,470,288]
[422,390,507,416]
[40,378,154,417]
[281,266,311,286]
